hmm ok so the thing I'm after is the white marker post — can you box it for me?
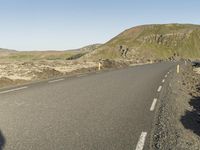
[98,62,101,71]
[177,64,180,74]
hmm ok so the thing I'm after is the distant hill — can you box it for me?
[0,44,102,61]
[0,48,16,53]
[66,44,102,60]
[66,44,102,53]
[84,24,200,62]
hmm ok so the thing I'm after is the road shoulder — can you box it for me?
[150,63,200,150]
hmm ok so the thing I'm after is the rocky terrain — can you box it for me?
[0,59,135,89]
[151,63,200,150]
[0,60,99,88]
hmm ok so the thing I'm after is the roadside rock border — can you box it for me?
[151,63,200,150]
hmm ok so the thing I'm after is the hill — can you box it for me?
[69,44,102,52]
[0,48,16,52]
[84,24,200,62]
[0,44,102,61]
[65,44,101,60]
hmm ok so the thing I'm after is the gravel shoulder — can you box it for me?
[151,63,200,150]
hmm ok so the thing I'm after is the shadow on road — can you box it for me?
[0,130,5,150]
[181,93,200,136]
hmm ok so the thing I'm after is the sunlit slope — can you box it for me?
[84,24,200,61]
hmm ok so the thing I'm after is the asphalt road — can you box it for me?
[0,62,175,150]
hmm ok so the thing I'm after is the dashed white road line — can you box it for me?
[162,79,165,83]
[0,86,28,94]
[150,98,158,111]
[48,78,64,83]
[77,74,86,77]
[135,132,147,150]
[157,86,162,92]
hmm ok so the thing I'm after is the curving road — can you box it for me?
[0,62,175,150]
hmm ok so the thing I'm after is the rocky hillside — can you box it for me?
[84,24,200,62]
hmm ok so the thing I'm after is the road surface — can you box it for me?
[0,62,175,150]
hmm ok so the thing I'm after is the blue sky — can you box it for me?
[0,0,199,51]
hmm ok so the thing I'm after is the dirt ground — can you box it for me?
[151,63,200,150]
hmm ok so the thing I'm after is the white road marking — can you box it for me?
[162,79,165,83]
[0,86,28,94]
[135,132,147,150]
[157,86,162,92]
[77,74,86,77]
[48,78,64,83]
[150,98,158,111]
